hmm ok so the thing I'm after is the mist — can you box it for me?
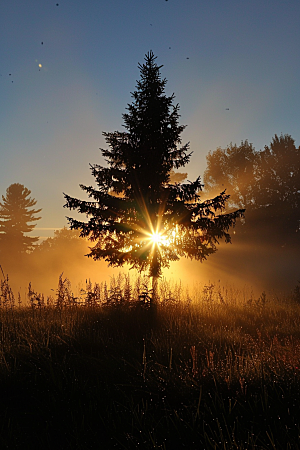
[1,230,298,304]
[0,229,120,303]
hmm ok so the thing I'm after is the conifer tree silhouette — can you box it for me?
[0,183,41,256]
[64,51,244,300]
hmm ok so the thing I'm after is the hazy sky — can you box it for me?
[1,0,300,239]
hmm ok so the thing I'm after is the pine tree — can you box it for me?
[0,183,42,256]
[64,51,244,298]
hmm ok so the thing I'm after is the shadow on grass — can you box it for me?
[0,302,300,449]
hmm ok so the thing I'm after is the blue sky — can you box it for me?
[1,0,300,239]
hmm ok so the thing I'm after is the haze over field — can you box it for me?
[1,0,300,293]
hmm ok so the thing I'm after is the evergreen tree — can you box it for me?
[0,183,42,256]
[64,51,244,296]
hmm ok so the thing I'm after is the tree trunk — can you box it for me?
[149,275,158,326]
[151,275,158,304]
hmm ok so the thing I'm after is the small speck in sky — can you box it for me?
[226,108,229,110]
[41,42,43,45]
[39,64,42,68]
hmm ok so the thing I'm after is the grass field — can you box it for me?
[0,273,300,449]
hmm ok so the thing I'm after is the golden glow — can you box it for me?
[115,189,180,276]
[145,227,173,249]
[150,232,164,245]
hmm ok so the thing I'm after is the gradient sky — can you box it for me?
[1,0,300,240]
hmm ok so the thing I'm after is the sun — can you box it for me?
[151,232,163,245]
[147,229,172,248]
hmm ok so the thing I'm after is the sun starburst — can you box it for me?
[151,232,161,243]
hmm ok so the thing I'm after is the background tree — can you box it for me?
[203,140,258,210]
[253,134,300,242]
[64,51,244,298]
[35,227,83,253]
[203,134,300,248]
[0,183,42,257]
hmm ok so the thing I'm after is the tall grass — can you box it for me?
[0,272,299,449]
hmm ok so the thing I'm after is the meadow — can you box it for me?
[0,273,300,449]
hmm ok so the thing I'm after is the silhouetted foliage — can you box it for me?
[35,227,83,253]
[253,134,300,241]
[64,51,244,286]
[204,140,258,210]
[204,134,300,248]
[0,183,41,257]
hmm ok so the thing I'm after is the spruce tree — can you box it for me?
[0,183,42,256]
[64,51,244,297]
